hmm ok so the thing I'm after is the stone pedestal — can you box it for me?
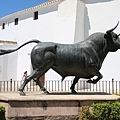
[0,92,120,120]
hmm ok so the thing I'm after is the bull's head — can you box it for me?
[105,22,120,52]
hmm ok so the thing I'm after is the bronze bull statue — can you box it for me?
[0,22,120,95]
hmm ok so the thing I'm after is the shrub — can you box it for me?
[79,101,120,120]
[91,102,112,120]
[109,102,120,120]
[79,106,92,120]
[0,106,6,120]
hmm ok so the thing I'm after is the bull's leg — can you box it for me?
[19,70,38,96]
[19,78,30,96]
[70,77,80,94]
[19,68,49,95]
[32,51,55,93]
[33,78,49,94]
[86,68,103,84]
[19,51,55,96]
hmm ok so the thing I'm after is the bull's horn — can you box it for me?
[106,21,119,33]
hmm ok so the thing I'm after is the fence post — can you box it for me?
[10,79,12,91]
[112,78,114,94]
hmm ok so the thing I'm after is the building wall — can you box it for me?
[0,44,18,81]
[0,0,85,80]
[0,0,120,81]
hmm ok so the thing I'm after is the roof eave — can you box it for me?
[0,0,64,21]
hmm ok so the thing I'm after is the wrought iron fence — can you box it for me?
[0,79,120,94]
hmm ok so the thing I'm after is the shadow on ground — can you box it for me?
[48,91,111,95]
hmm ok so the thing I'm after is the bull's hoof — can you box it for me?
[86,79,93,83]
[19,91,26,96]
[92,80,98,84]
[71,89,77,94]
[86,79,97,84]
[44,90,49,94]
[41,88,49,94]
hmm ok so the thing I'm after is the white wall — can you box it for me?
[0,44,18,81]
[0,0,85,80]
[74,1,86,43]
[0,0,120,81]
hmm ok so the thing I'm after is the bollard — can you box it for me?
[10,79,12,91]
[112,78,114,94]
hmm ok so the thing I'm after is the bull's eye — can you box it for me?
[112,34,118,39]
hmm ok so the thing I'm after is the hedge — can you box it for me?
[0,106,6,120]
[79,101,120,120]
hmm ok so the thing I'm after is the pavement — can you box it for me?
[0,91,120,101]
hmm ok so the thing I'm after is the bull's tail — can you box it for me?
[0,39,41,55]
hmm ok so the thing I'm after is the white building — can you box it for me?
[0,40,18,81]
[0,0,120,82]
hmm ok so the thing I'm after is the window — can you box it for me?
[34,11,38,20]
[14,18,18,25]
[2,23,5,29]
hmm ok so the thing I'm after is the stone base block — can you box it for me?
[0,92,120,120]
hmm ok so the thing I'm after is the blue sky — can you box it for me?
[0,0,48,18]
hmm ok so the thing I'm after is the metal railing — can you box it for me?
[0,79,120,94]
